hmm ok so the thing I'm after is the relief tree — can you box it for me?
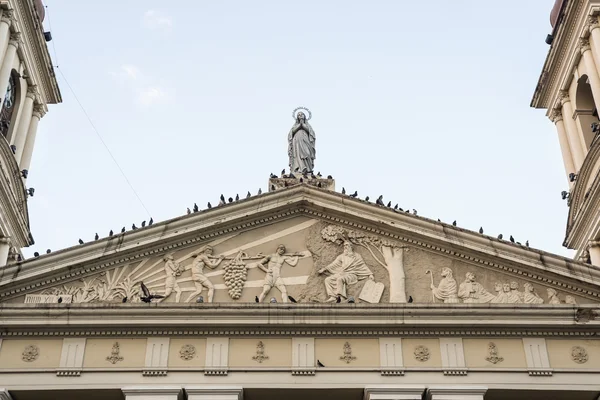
[321,225,407,303]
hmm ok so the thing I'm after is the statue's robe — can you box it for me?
[432,277,459,303]
[507,289,523,303]
[324,252,373,298]
[458,280,495,303]
[288,121,316,173]
[523,290,544,304]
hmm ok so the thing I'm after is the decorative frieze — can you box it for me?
[106,342,124,364]
[571,346,588,364]
[485,342,504,364]
[179,344,196,361]
[414,345,430,362]
[21,344,39,362]
[339,341,356,364]
[252,341,269,363]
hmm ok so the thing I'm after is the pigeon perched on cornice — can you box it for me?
[498,234,503,239]
[387,201,392,208]
[207,202,212,209]
[109,230,113,237]
[350,191,358,198]
[132,224,137,230]
[246,191,251,198]
[121,227,126,233]
[317,172,322,178]
[235,194,239,201]
[149,218,153,226]
[187,207,191,215]
[228,197,233,203]
[193,203,199,212]
[78,239,84,245]
[342,187,346,194]
[365,196,370,202]
[94,233,99,240]
[141,220,146,227]
[479,227,484,234]
[327,175,333,179]
[220,194,226,203]
[510,235,515,243]
[376,195,384,205]
[281,169,285,177]
[258,188,262,195]
[452,221,457,226]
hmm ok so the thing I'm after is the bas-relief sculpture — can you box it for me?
[339,342,356,364]
[318,241,374,303]
[571,346,588,364]
[485,342,504,364]
[257,245,300,303]
[179,344,196,361]
[106,342,124,364]
[252,341,269,363]
[24,222,590,306]
[414,345,430,362]
[21,345,39,362]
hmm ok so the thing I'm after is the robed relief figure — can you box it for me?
[288,108,316,173]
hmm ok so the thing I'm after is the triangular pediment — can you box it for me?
[1,184,599,305]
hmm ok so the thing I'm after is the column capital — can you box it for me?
[580,37,592,54]
[550,108,563,123]
[559,90,571,105]
[8,32,21,48]
[0,9,14,26]
[589,15,600,32]
[32,103,45,119]
[25,85,38,101]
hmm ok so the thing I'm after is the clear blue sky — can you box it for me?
[27,0,570,257]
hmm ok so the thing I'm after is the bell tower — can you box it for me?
[0,0,61,265]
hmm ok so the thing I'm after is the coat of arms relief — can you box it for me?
[21,219,589,305]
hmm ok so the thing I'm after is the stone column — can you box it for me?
[0,238,11,267]
[588,16,600,74]
[12,85,36,163]
[0,32,20,111]
[186,387,243,400]
[19,103,43,173]
[588,241,600,266]
[364,387,425,400]
[0,10,13,67]
[426,387,487,400]
[550,109,576,180]
[121,387,181,400]
[560,91,586,168]
[580,37,600,113]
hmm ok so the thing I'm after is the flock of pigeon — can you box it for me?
[338,189,530,248]
[29,169,529,263]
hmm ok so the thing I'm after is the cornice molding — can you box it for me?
[0,303,598,337]
[2,184,600,301]
[531,1,593,111]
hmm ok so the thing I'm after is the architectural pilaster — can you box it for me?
[426,387,487,400]
[559,91,586,168]
[588,241,600,266]
[0,9,13,68]
[0,237,10,267]
[0,32,21,111]
[19,103,43,173]
[588,16,600,74]
[550,108,576,180]
[121,387,181,400]
[12,85,36,163]
[580,37,600,113]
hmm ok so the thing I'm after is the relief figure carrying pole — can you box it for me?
[257,244,300,303]
[186,245,224,303]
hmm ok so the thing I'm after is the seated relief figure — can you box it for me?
[547,288,562,304]
[491,282,508,303]
[318,241,374,303]
[430,267,459,303]
[458,272,495,303]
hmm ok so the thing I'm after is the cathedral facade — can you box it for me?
[0,1,600,400]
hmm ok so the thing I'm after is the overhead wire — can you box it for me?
[45,4,153,218]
